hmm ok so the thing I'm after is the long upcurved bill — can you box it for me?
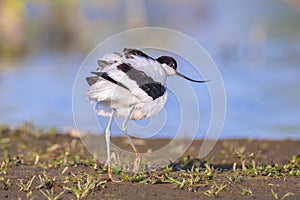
[176,72,209,83]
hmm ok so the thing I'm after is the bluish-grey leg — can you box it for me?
[122,106,140,172]
[105,110,120,182]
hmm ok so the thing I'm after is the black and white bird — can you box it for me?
[86,48,208,181]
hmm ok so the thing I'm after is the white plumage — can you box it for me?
[86,48,207,181]
[87,51,167,120]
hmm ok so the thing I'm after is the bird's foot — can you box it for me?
[108,165,122,183]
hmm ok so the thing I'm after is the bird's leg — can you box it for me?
[122,106,140,173]
[105,110,114,167]
[105,110,120,182]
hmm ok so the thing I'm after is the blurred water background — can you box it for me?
[0,0,299,139]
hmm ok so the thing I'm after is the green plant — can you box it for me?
[40,188,66,200]
[204,181,227,197]
[226,171,240,183]
[271,189,294,200]
[283,155,300,176]
[0,161,8,175]
[17,176,36,192]
[68,173,107,199]
[204,162,214,181]
[37,172,56,190]
[234,146,247,171]
[0,176,11,190]
[240,187,253,196]
[165,176,186,189]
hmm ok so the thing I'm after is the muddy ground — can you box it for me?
[0,125,299,199]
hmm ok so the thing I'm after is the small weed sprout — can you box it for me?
[0,176,11,190]
[40,188,66,200]
[204,181,227,197]
[240,187,253,196]
[17,176,36,192]
[37,172,56,190]
[271,189,294,200]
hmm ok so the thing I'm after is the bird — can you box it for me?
[86,48,208,181]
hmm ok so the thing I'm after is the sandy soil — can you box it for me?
[0,126,299,199]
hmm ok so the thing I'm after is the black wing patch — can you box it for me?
[89,71,129,90]
[123,48,154,60]
[117,63,166,100]
[140,83,166,100]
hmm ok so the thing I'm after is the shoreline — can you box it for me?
[2,123,299,140]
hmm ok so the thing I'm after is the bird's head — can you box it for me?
[156,56,208,83]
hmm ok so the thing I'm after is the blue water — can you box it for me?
[0,53,81,129]
[1,0,300,139]
[0,48,299,139]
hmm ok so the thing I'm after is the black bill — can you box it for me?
[176,72,209,83]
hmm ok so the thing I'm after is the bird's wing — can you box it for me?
[89,71,129,90]
[87,49,166,101]
[86,76,98,86]
[123,48,154,60]
[96,52,123,71]
[116,63,166,100]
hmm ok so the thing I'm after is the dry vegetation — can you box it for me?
[0,123,299,199]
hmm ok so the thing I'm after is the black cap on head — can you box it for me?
[156,56,177,70]
[157,55,209,83]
